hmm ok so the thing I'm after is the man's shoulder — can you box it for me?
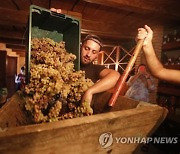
[81,63,105,69]
[92,64,106,69]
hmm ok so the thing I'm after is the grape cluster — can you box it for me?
[24,38,94,123]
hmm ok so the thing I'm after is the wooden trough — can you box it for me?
[0,92,167,154]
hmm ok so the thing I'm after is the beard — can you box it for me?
[81,56,91,65]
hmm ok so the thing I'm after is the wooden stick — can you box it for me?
[108,39,144,107]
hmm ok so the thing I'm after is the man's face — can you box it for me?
[81,40,101,65]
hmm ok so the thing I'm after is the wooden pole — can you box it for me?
[108,39,144,107]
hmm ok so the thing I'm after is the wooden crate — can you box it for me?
[0,92,168,154]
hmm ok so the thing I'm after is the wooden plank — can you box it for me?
[0,7,135,41]
[0,38,26,52]
[16,51,25,57]
[0,7,82,26]
[0,92,167,154]
[0,4,162,43]
[82,19,136,38]
[0,19,26,27]
[0,30,25,40]
[80,3,129,23]
[81,28,134,40]
[51,0,76,10]
[0,0,17,10]
[31,0,50,9]
[0,38,25,45]
[11,0,32,11]
[81,9,163,39]
[66,10,82,20]
[6,44,26,51]
[0,7,28,25]
[69,0,87,12]
[83,0,180,19]
[0,93,30,129]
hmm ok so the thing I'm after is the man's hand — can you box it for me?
[81,89,94,115]
[81,88,93,107]
[50,8,62,13]
[136,25,153,46]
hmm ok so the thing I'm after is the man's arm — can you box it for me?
[81,68,120,105]
[138,25,180,84]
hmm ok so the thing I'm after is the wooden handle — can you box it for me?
[108,39,144,107]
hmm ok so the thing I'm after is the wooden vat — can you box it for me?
[0,92,167,154]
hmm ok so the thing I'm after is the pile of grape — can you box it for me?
[24,38,94,123]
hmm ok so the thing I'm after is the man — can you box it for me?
[80,34,120,106]
[51,8,120,106]
[137,25,180,84]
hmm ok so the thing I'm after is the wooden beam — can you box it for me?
[83,0,180,20]
[16,52,25,57]
[0,38,25,45]
[6,44,25,49]
[0,7,82,26]
[0,30,25,40]
[0,7,28,25]
[0,38,26,52]
[11,0,20,10]
[6,44,26,52]
[81,18,137,39]
[0,7,134,40]
[81,29,134,40]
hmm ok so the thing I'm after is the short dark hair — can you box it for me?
[82,34,103,50]
[21,66,25,71]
